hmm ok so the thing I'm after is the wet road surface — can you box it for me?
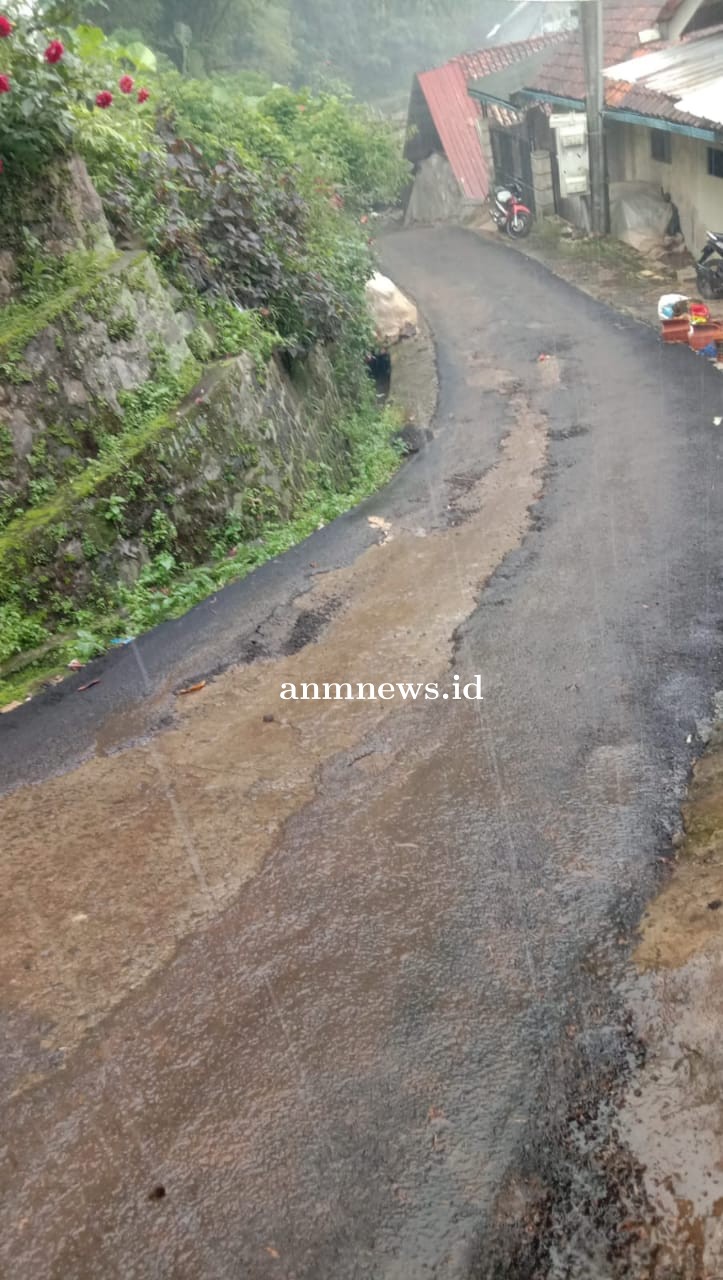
[2,227,723,1278]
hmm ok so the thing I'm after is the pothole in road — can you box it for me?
[283,598,342,655]
[549,424,589,441]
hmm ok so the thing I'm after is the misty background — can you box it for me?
[86,1,577,104]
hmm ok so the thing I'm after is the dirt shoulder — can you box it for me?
[623,716,723,1278]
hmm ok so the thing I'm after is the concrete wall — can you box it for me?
[606,119,723,253]
[531,150,555,215]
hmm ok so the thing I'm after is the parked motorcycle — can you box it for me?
[491,180,533,239]
[696,230,723,299]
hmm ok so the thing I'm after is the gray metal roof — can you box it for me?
[605,29,723,126]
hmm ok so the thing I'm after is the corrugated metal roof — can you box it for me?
[415,35,564,201]
[416,61,489,200]
[605,29,723,125]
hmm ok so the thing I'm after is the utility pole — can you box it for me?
[579,0,609,234]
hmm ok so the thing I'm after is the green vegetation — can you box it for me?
[0,250,119,357]
[0,7,414,700]
[0,402,403,703]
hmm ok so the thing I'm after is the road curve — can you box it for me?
[2,227,723,1278]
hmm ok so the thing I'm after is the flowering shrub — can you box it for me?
[0,6,154,173]
[44,39,64,64]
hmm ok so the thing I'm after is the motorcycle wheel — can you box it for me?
[507,212,532,239]
[698,274,714,300]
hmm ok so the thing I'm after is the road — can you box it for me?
[2,226,723,1278]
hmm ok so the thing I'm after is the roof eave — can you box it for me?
[602,106,721,141]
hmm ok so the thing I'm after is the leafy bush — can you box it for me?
[0,602,47,663]
[260,87,408,208]
[0,7,156,176]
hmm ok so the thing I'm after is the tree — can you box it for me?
[88,0,512,96]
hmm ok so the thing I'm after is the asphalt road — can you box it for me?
[3,227,723,1278]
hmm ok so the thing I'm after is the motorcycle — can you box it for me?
[490,180,533,239]
[696,230,723,299]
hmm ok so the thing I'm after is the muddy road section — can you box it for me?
[2,227,723,1278]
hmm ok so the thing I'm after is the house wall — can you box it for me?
[606,119,723,252]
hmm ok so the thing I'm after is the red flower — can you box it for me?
[0,16,12,37]
[137,87,150,104]
[0,75,10,94]
[44,40,64,63]
[119,74,134,94]
[95,90,113,109]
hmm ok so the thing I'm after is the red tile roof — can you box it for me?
[515,1,674,102]
[452,34,565,81]
[604,76,719,128]
[415,34,565,201]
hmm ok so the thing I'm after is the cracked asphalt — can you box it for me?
[2,226,723,1278]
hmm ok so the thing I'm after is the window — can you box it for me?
[651,130,672,164]
[708,147,723,178]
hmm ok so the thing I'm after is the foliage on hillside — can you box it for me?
[0,6,412,696]
[0,6,408,367]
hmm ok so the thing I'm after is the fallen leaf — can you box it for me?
[265,1246,280,1259]
[67,658,84,671]
[177,680,206,696]
[77,679,101,693]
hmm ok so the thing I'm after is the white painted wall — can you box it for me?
[606,119,723,252]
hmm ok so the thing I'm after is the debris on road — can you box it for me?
[658,292,723,357]
[0,700,23,714]
[67,659,84,671]
[365,272,418,346]
[177,680,207,696]
[76,679,101,693]
[657,293,688,320]
[368,514,393,543]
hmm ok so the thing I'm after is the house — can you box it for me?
[404,34,566,212]
[465,0,723,244]
[604,29,723,250]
